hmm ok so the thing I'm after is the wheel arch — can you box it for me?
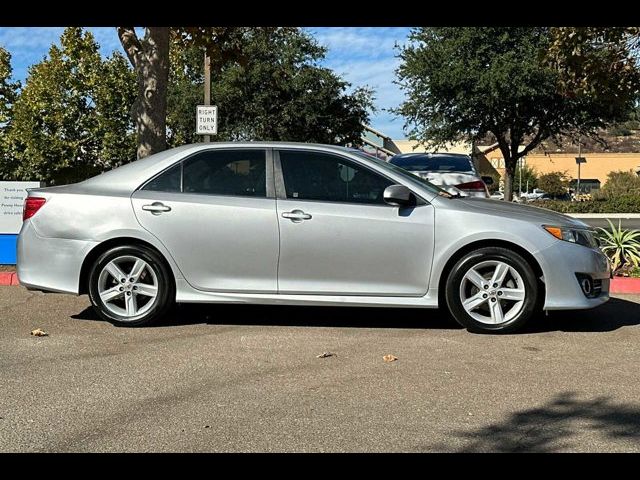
[436,239,545,308]
[79,237,176,295]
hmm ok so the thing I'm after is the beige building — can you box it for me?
[359,126,640,191]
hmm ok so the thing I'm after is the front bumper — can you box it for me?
[534,240,610,310]
[16,221,97,294]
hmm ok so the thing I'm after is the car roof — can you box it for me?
[392,152,471,158]
[73,142,364,194]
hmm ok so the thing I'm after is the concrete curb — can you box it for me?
[0,272,19,286]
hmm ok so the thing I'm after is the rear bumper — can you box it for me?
[16,221,97,294]
[535,241,610,310]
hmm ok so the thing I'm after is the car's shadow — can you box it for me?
[71,297,640,333]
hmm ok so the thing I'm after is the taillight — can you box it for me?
[455,180,486,191]
[23,197,46,221]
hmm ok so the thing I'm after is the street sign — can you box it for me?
[0,181,41,234]
[196,105,218,135]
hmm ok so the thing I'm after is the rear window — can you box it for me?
[390,155,473,173]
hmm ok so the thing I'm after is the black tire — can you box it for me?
[445,246,539,334]
[88,245,175,327]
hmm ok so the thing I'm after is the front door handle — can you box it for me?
[142,202,172,214]
[282,209,312,222]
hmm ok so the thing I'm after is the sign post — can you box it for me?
[575,156,587,194]
[203,51,212,142]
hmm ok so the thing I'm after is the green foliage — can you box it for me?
[600,170,640,198]
[536,195,640,213]
[395,27,640,201]
[6,28,136,184]
[597,219,640,275]
[515,164,539,192]
[537,171,569,197]
[167,28,373,146]
[0,47,21,179]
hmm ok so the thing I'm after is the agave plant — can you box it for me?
[597,219,640,275]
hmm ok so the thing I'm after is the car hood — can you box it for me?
[449,197,589,228]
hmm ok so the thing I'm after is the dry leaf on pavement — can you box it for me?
[383,354,398,362]
[316,352,335,358]
[30,328,49,337]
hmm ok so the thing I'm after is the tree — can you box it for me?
[117,27,169,159]
[8,28,136,184]
[0,47,20,179]
[395,28,640,201]
[167,28,373,146]
[117,27,274,158]
[538,171,569,197]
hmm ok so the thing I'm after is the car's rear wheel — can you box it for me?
[88,245,174,327]
[445,247,539,334]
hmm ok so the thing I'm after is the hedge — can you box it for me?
[535,195,640,213]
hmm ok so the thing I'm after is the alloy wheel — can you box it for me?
[458,260,526,325]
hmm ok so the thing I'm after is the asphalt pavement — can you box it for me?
[1,287,639,452]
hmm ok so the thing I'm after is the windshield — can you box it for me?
[390,154,474,173]
[347,150,453,198]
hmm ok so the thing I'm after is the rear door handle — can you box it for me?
[282,209,312,222]
[142,202,171,214]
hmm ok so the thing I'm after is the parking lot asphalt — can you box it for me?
[1,287,639,452]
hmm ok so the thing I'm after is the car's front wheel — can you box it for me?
[88,245,174,327]
[445,247,539,334]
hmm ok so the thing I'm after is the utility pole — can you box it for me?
[518,157,522,197]
[203,51,211,143]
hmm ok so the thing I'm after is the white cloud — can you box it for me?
[311,27,411,138]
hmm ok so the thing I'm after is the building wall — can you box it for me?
[487,152,640,185]
[524,153,640,184]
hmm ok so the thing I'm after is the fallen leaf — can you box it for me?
[383,354,398,362]
[316,352,335,358]
[30,328,48,337]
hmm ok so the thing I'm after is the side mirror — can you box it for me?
[383,184,413,207]
[481,176,494,186]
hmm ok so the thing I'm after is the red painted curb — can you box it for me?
[0,272,17,286]
[610,277,640,294]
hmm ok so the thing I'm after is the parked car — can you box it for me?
[388,152,492,198]
[489,191,523,203]
[18,142,610,334]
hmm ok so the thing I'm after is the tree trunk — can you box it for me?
[117,27,170,159]
[503,157,516,202]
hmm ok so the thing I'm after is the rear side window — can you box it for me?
[391,155,473,173]
[143,163,182,192]
[279,150,392,205]
[142,149,267,197]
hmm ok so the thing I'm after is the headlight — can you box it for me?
[543,226,599,248]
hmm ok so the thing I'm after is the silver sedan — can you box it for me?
[17,142,610,333]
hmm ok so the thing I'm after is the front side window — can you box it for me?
[279,150,392,205]
[142,149,266,197]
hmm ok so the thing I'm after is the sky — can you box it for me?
[0,27,412,139]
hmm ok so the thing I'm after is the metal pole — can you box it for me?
[577,143,581,194]
[203,51,211,143]
[518,157,522,197]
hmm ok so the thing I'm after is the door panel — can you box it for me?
[132,193,278,292]
[131,148,278,293]
[276,202,434,296]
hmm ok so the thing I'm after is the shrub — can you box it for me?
[600,170,640,198]
[538,171,569,197]
[535,195,640,213]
